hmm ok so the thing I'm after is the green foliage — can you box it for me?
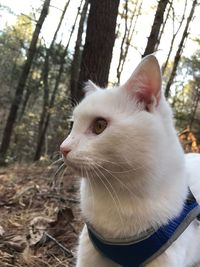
[172,42,200,143]
[0,14,34,141]
[0,11,72,163]
[1,0,199,163]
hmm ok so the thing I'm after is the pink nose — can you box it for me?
[60,146,71,158]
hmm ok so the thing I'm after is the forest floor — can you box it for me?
[0,162,82,267]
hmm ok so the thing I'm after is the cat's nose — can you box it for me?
[60,146,71,158]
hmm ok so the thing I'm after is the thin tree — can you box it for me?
[37,0,71,149]
[142,0,169,57]
[34,1,82,161]
[0,0,51,164]
[116,0,143,84]
[188,88,200,131]
[70,0,90,103]
[162,0,188,74]
[165,0,198,98]
[116,0,129,84]
[154,1,172,51]
[76,0,120,102]
[19,65,40,119]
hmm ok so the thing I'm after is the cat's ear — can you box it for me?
[122,55,162,111]
[84,80,99,97]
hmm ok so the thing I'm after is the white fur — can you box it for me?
[60,55,200,267]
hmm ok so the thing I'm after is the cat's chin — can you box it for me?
[63,158,94,177]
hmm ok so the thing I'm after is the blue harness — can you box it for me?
[87,196,200,267]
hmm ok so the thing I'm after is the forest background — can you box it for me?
[0,1,200,266]
[0,0,200,164]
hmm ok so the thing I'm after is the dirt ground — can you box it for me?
[0,162,83,267]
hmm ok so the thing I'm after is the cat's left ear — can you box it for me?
[84,80,99,97]
[122,55,162,111]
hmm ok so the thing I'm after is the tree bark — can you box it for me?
[165,0,198,98]
[0,0,50,164]
[116,0,129,84]
[76,0,120,102]
[155,1,172,51]
[70,0,89,104]
[142,0,169,57]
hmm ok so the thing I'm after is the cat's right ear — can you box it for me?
[122,55,162,111]
[84,80,99,97]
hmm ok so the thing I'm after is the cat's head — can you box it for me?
[60,55,175,179]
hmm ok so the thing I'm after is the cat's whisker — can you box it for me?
[52,151,62,157]
[50,162,66,190]
[93,157,130,166]
[80,164,83,178]
[94,162,140,200]
[120,152,148,171]
[93,153,144,171]
[81,165,92,202]
[57,165,68,192]
[54,162,66,177]
[84,166,95,212]
[92,165,124,223]
[92,165,127,238]
[93,156,144,173]
[51,157,64,167]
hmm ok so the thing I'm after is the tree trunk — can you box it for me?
[142,0,169,57]
[34,2,81,161]
[162,0,187,74]
[155,1,172,51]
[37,0,71,151]
[188,89,200,131]
[70,0,90,104]
[116,0,143,84]
[165,0,198,99]
[19,88,31,119]
[76,0,120,102]
[116,0,129,84]
[0,0,50,164]
[34,45,67,161]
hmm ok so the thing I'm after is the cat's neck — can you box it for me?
[80,167,188,239]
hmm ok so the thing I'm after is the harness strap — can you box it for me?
[87,198,200,267]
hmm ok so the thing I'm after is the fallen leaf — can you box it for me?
[28,216,54,246]
[0,225,5,236]
[3,234,27,252]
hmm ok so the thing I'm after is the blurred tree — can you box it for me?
[173,45,200,143]
[0,14,33,109]
[34,0,81,161]
[154,1,172,51]
[162,0,187,74]
[165,0,198,98]
[0,0,200,163]
[76,0,120,101]
[34,43,72,161]
[70,0,90,103]
[34,0,71,161]
[116,0,143,84]
[143,0,169,57]
[12,42,71,162]
[0,0,51,164]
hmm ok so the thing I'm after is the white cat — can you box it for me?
[60,55,200,267]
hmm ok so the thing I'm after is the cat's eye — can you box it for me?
[92,118,107,135]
